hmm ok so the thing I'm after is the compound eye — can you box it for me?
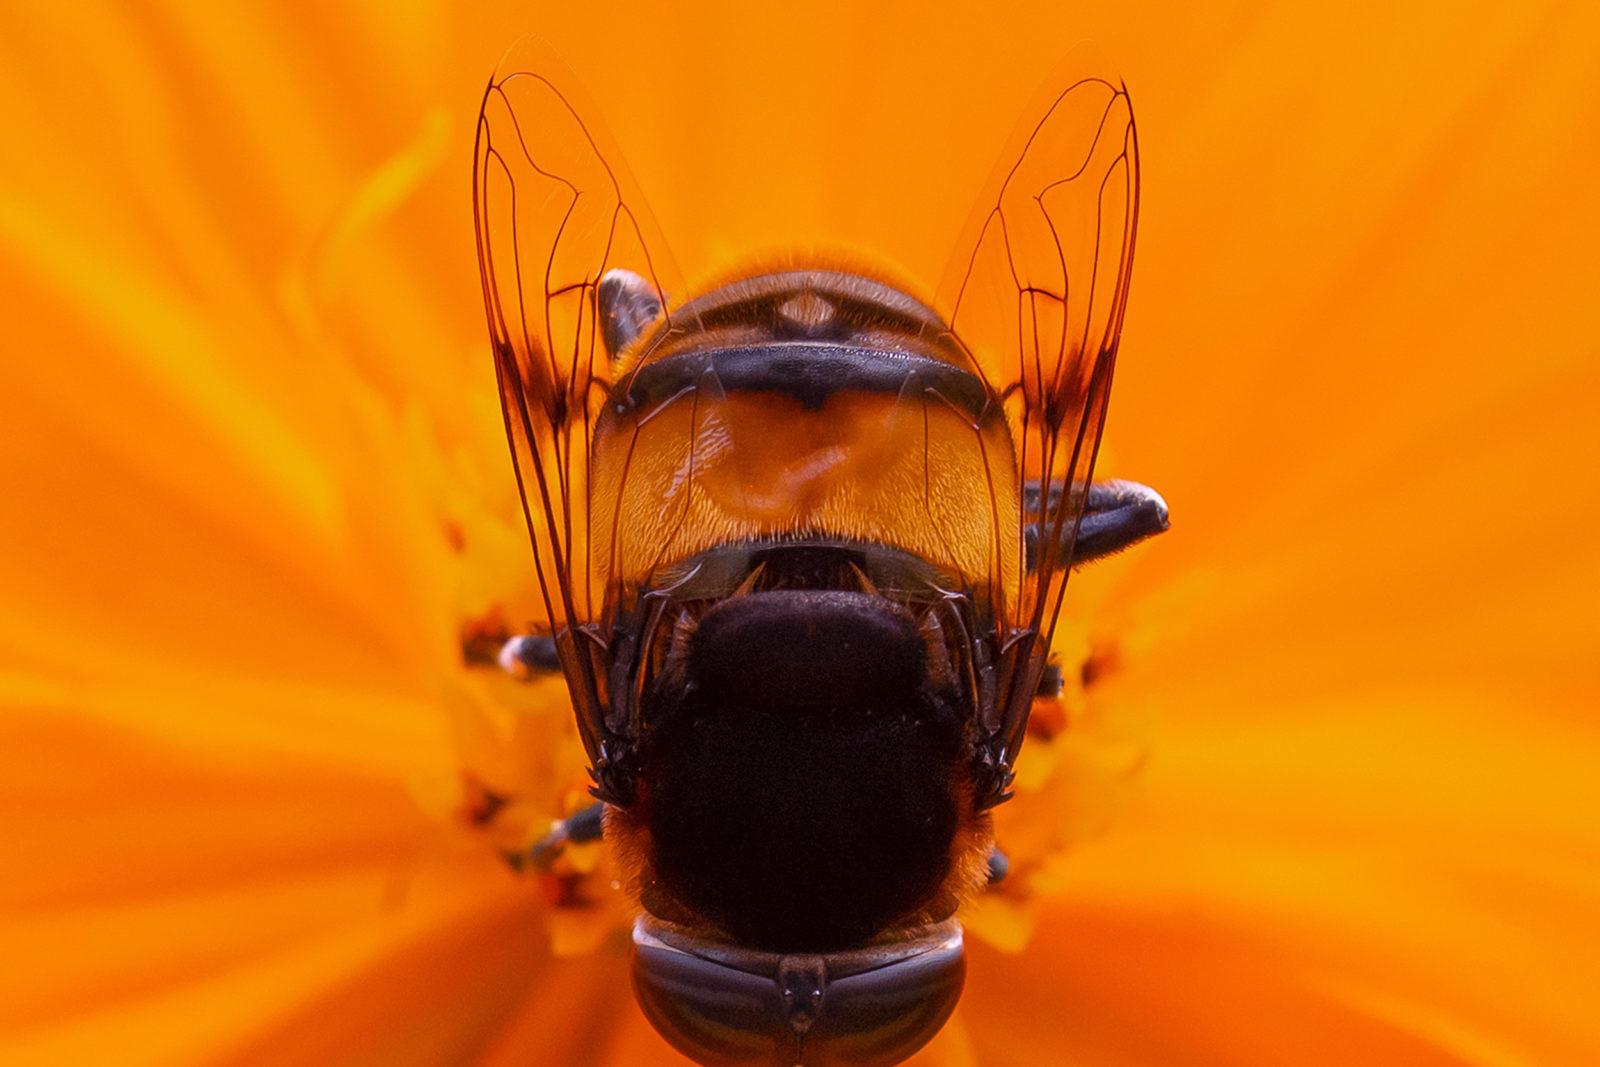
[632,939,791,1066]
[802,941,965,1066]
[631,918,965,1067]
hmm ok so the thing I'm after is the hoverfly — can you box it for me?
[473,40,1166,1067]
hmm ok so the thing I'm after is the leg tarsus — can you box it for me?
[1074,480,1169,564]
[498,634,562,677]
[1024,478,1169,571]
[986,846,1010,885]
[518,800,606,872]
[1035,660,1063,698]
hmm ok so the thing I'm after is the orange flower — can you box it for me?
[3,3,1598,1065]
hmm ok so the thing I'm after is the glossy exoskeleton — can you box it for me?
[473,41,1164,1067]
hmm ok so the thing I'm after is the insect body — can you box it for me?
[474,43,1164,1067]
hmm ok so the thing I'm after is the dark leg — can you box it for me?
[1076,480,1170,563]
[1025,478,1169,571]
[497,634,562,675]
[513,799,606,872]
[597,268,663,358]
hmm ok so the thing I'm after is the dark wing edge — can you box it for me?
[935,53,1139,783]
[472,40,681,774]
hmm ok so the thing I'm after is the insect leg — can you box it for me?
[1076,480,1170,563]
[597,268,663,359]
[1024,478,1169,571]
[497,633,563,676]
[986,846,1010,885]
[511,800,606,872]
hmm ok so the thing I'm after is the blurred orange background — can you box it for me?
[1,2,1597,1065]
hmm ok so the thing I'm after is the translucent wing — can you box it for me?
[936,54,1139,770]
[473,41,681,769]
